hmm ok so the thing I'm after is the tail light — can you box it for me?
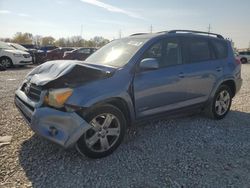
[235,58,241,65]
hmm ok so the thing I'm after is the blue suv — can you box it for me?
[15,30,242,158]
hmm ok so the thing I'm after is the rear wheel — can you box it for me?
[76,104,127,158]
[205,85,232,120]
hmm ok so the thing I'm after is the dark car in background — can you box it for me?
[20,44,46,64]
[44,47,75,61]
[63,47,97,60]
[21,44,38,50]
[39,45,58,52]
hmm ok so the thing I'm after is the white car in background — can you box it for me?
[238,51,250,64]
[0,41,32,68]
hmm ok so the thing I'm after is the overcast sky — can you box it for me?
[0,0,249,48]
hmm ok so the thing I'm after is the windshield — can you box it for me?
[9,43,28,51]
[0,41,16,50]
[85,38,147,67]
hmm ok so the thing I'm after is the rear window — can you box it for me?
[188,38,211,62]
[211,40,228,59]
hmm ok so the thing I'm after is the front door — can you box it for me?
[133,37,188,118]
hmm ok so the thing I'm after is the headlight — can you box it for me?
[13,53,22,57]
[44,88,73,108]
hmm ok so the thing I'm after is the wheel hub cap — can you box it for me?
[84,113,121,152]
[215,90,230,116]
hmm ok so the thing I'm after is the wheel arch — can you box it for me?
[221,80,236,97]
[0,55,13,62]
[211,79,236,99]
[81,97,135,126]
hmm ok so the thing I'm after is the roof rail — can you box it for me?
[168,30,224,39]
[130,33,148,36]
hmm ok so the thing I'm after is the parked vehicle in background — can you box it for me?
[44,47,75,61]
[0,41,32,68]
[39,45,58,53]
[238,51,250,64]
[63,47,97,60]
[8,43,36,63]
[15,30,242,158]
[20,44,45,64]
[21,44,38,50]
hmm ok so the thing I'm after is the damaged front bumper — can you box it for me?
[15,90,91,148]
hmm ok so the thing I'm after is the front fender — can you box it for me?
[66,71,136,122]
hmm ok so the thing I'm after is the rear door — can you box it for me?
[181,36,225,104]
[133,37,189,118]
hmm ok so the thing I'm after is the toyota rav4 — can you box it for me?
[15,30,242,158]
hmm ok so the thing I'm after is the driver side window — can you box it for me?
[143,41,163,65]
[142,38,182,68]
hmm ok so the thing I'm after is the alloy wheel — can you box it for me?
[84,113,121,152]
[215,90,231,116]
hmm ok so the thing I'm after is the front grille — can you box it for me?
[23,54,31,58]
[21,83,42,102]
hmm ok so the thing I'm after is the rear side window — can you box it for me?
[188,38,211,63]
[211,40,228,59]
[78,48,91,54]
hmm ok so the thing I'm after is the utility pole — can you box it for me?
[150,24,153,33]
[208,24,211,35]
[118,30,122,39]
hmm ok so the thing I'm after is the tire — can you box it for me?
[3,57,13,68]
[241,58,247,64]
[205,85,232,120]
[0,57,13,69]
[0,58,6,70]
[76,104,127,158]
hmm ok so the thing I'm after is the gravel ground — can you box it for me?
[0,64,250,188]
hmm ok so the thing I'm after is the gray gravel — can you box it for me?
[1,65,250,188]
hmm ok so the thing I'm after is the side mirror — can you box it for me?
[140,58,159,71]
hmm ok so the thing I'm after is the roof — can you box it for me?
[129,30,225,40]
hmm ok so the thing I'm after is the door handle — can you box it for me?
[178,72,185,78]
[216,67,223,72]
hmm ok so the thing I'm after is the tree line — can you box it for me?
[1,32,110,48]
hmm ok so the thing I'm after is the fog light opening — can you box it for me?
[49,126,58,137]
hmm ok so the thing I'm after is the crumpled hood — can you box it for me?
[26,60,115,88]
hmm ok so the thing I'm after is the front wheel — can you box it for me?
[0,57,13,68]
[76,104,127,158]
[205,85,232,120]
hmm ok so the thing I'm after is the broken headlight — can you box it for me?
[44,88,73,108]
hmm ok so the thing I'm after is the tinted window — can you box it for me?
[247,52,250,55]
[78,48,91,54]
[211,40,228,59]
[188,38,211,63]
[239,52,245,55]
[142,38,182,68]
